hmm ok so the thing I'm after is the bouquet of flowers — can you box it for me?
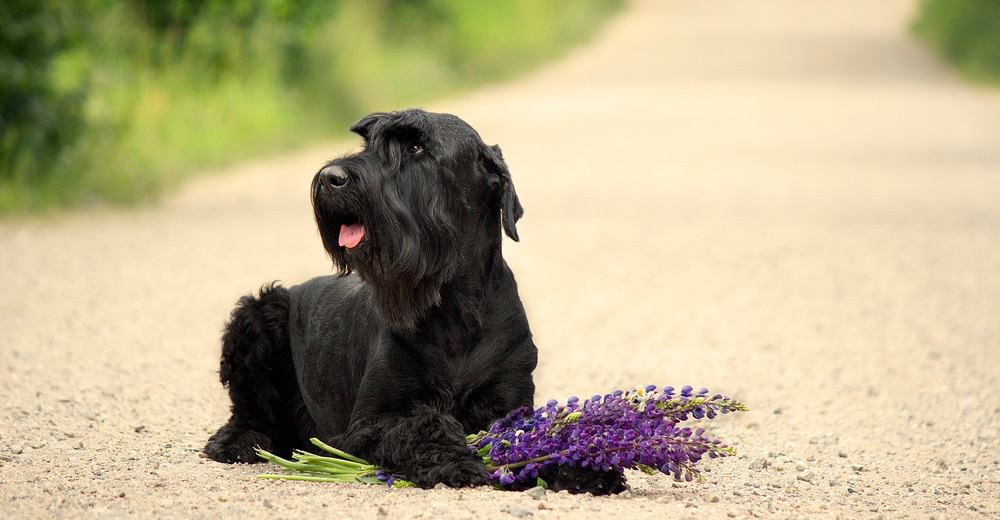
[255,385,747,489]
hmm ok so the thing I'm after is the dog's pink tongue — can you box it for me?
[339,223,365,249]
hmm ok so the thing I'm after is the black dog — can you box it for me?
[204,109,625,494]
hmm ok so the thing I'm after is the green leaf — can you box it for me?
[636,463,658,475]
[536,477,548,489]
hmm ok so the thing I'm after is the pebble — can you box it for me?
[795,462,806,472]
[851,464,865,473]
[797,471,815,483]
[524,486,546,500]
[707,494,720,503]
[9,444,24,455]
[838,451,848,458]
[501,505,534,518]
[433,483,449,490]
[73,442,84,450]
[749,458,768,471]
[134,425,146,433]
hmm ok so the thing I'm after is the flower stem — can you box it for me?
[257,474,357,483]
[309,438,370,464]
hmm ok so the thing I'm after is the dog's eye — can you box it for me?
[405,144,424,156]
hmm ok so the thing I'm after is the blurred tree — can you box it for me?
[0,0,619,212]
[0,1,85,191]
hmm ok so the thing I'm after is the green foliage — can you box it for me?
[913,0,1000,83]
[0,0,620,213]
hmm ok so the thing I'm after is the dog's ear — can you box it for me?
[350,112,387,140]
[481,144,523,241]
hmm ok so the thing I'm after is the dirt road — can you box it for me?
[3,1,999,518]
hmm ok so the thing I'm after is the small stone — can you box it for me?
[773,408,783,415]
[134,425,146,433]
[500,505,533,518]
[749,458,768,471]
[9,444,23,455]
[536,503,549,510]
[29,441,46,449]
[525,486,546,500]
[795,462,806,472]
[218,495,229,502]
[848,487,859,494]
[727,513,737,518]
[829,480,840,486]
[377,506,387,516]
[838,451,848,458]
[434,483,449,490]
[263,500,273,509]
[851,464,865,473]
[118,492,125,498]
[797,471,815,483]
[707,494,720,503]
[73,442,84,450]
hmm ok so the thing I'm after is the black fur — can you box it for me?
[204,109,624,494]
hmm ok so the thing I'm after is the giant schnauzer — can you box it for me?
[203,109,625,494]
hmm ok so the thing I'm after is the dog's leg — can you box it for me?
[335,404,489,488]
[204,284,307,463]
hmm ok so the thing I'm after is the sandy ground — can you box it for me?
[3,0,1000,518]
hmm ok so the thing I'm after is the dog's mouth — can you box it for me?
[338,221,366,249]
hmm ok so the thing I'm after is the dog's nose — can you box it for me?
[319,165,349,188]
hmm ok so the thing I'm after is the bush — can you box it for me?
[0,0,621,213]
[913,0,1000,82]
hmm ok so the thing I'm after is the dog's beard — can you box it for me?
[312,175,464,330]
[312,175,365,275]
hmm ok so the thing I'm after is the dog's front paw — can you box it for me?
[541,466,628,495]
[203,426,272,464]
[417,459,490,489]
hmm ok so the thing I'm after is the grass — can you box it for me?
[912,0,1000,83]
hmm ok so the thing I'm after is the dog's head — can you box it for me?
[312,109,522,328]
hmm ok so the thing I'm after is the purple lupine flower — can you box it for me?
[469,385,747,486]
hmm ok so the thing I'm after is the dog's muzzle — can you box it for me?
[316,165,365,249]
[319,165,349,189]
